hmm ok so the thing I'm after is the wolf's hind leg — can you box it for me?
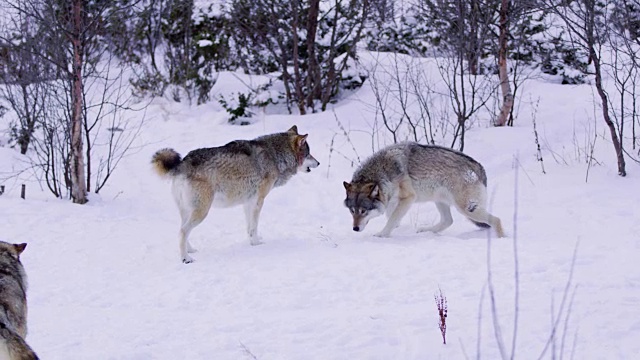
[417,202,453,233]
[186,242,198,253]
[178,185,213,263]
[457,201,505,238]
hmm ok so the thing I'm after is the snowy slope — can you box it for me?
[1,54,640,360]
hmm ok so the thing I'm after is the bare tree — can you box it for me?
[0,53,50,155]
[423,0,497,150]
[229,0,369,114]
[0,0,144,200]
[366,53,451,147]
[0,6,56,154]
[435,50,495,151]
[494,0,543,127]
[317,0,370,112]
[543,0,627,176]
[608,0,640,159]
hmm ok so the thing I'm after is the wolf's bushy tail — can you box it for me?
[152,148,182,177]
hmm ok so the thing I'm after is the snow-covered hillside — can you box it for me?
[1,53,639,359]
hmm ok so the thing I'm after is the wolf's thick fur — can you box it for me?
[343,142,504,238]
[0,242,38,360]
[152,126,320,263]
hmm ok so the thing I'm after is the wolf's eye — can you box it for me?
[349,208,355,214]
[360,209,367,215]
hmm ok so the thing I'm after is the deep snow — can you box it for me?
[1,54,639,359]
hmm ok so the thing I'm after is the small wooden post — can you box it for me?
[20,184,26,199]
[0,185,4,195]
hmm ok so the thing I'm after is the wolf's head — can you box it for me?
[0,241,27,261]
[343,181,385,232]
[288,125,320,173]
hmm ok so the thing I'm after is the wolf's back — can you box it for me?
[152,148,182,177]
[413,144,488,186]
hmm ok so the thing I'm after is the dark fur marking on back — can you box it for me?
[416,144,487,186]
[417,144,482,168]
[184,140,258,168]
[222,140,254,156]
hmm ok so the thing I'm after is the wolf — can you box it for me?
[343,142,504,238]
[152,125,320,263]
[0,241,39,360]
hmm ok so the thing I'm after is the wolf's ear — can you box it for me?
[370,184,379,198]
[343,181,352,191]
[296,134,308,148]
[14,243,27,255]
[362,183,379,198]
[287,125,299,134]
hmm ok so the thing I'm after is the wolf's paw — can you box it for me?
[374,231,391,238]
[186,247,198,254]
[417,226,441,233]
[249,236,264,246]
[182,255,195,264]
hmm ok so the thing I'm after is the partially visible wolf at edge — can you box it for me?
[0,241,39,360]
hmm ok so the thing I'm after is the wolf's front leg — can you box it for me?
[244,177,275,246]
[243,201,264,246]
[375,180,416,237]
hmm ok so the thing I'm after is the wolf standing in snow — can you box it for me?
[0,241,39,360]
[152,126,320,263]
[343,143,504,238]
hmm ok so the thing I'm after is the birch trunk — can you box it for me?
[495,0,513,127]
[70,0,87,203]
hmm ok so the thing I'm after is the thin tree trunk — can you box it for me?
[583,0,626,176]
[19,84,32,154]
[592,49,626,176]
[495,0,513,127]
[70,0,87,203]
[320,2,341,111]
[305,0,320,111]
[291,0,306,114]
[469,0,479,75]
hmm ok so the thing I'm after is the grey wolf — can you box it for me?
[0,241,39,360]
[343,142,504,238]
[152,125,320,263]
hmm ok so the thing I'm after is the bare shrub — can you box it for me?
[435,287,448,345]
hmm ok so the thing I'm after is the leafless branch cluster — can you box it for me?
[435,288,448,345]
[0,0,145,202]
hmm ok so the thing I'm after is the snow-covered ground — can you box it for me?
[1,54,639,359]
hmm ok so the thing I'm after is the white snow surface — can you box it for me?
[1,54,640,360]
